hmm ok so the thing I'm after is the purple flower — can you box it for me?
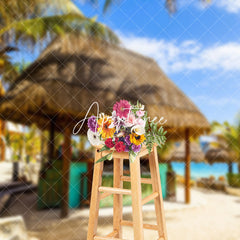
[132,144,141,153]
[124,145,130,152]
[88,116,98,132]
[125,135,131,146]
[113,116,125,131]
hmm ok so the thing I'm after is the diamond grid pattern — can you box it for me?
[0,1,240,240]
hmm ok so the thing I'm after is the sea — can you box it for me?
[172,162,239,180]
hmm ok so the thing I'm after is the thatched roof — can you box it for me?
[0,35,209,135]
[161,141,206,162]
[205,148,234,164]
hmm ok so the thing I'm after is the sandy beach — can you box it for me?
[1,185,239,240]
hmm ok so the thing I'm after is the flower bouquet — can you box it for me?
[87,100,167,163]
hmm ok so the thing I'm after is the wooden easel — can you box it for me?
[87,145,168,240]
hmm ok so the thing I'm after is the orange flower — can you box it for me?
[98,116,115,139]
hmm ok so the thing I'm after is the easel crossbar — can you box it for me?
[141,192,159,205]
[94,236,126,240]
[98,186,131,195]
[121,220,159,231]
[120,176,152,184]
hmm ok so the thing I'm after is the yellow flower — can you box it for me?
[98,116,115,139]
[130,132,146,145]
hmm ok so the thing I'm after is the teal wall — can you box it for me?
[69,162,88,208]
[159,163,168,199]
[68,162,168,208]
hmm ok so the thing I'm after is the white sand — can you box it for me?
[2,186,239,240]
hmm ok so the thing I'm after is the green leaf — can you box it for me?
[95,152,112,163]
[129,151,137,163]
[98,145,110,152]
[106,152,113,160]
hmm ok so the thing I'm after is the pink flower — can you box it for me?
[136,110,145,117]
[113,100,131,118]
[135,118,145,126]
[125,113,136,127]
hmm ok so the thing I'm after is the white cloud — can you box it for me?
[192,95,239,107]
[215,0,240,14]
[119,33,240,73]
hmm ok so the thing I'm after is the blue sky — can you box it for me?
[76,0,240,124]
[12,0,240,124]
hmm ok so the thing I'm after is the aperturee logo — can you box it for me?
[73,100,167,163]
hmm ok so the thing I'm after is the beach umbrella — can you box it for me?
[0,34,209,216]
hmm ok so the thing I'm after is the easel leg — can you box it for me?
[113,158,123,238]
[130,157,144,240]
[149,146,168,240]
[87,150,104,240]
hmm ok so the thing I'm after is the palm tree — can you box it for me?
[212,119,240,174]
[0,0,119,88]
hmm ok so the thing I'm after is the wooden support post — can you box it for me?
[185,128,191,204]
[113,158,123,238]
[48,118,55,161]
[0,120,5,161]
[87,150,104,240]
[130,156,144,240]
[228,161,233,174]
[149,146,168,239]
[61,126,71,218]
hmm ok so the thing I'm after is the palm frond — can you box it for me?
[0,0,81,25]
[0,13,119,46]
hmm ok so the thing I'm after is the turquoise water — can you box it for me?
[172,162,238,180]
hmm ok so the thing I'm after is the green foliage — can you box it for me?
[227,173,240,188]
[0,13,119,46]
[145,120,167,154]
[95,152,112,163]
[129,150,138,163]
[211,117,240,173]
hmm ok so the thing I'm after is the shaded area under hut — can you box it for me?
[159,141,206,200]
[0,35,209,217]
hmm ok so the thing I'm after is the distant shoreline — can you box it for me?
[171,162,238,179]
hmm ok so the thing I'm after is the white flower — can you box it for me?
[131,125,145,135]
[87,129,103,146]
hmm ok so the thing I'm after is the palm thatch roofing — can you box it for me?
[161,141,206,163]
[0,35,209,136]
[205,148,234,164]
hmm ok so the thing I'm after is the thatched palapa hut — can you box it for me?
[0,35,209,217]
[162,142,206,163]
[205,147,235,173]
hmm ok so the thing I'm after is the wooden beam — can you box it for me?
[48,118,55,161]
[61,126,71,218]
[185,128,191,204]
[0,120,5,161]
[113,158,123,238]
